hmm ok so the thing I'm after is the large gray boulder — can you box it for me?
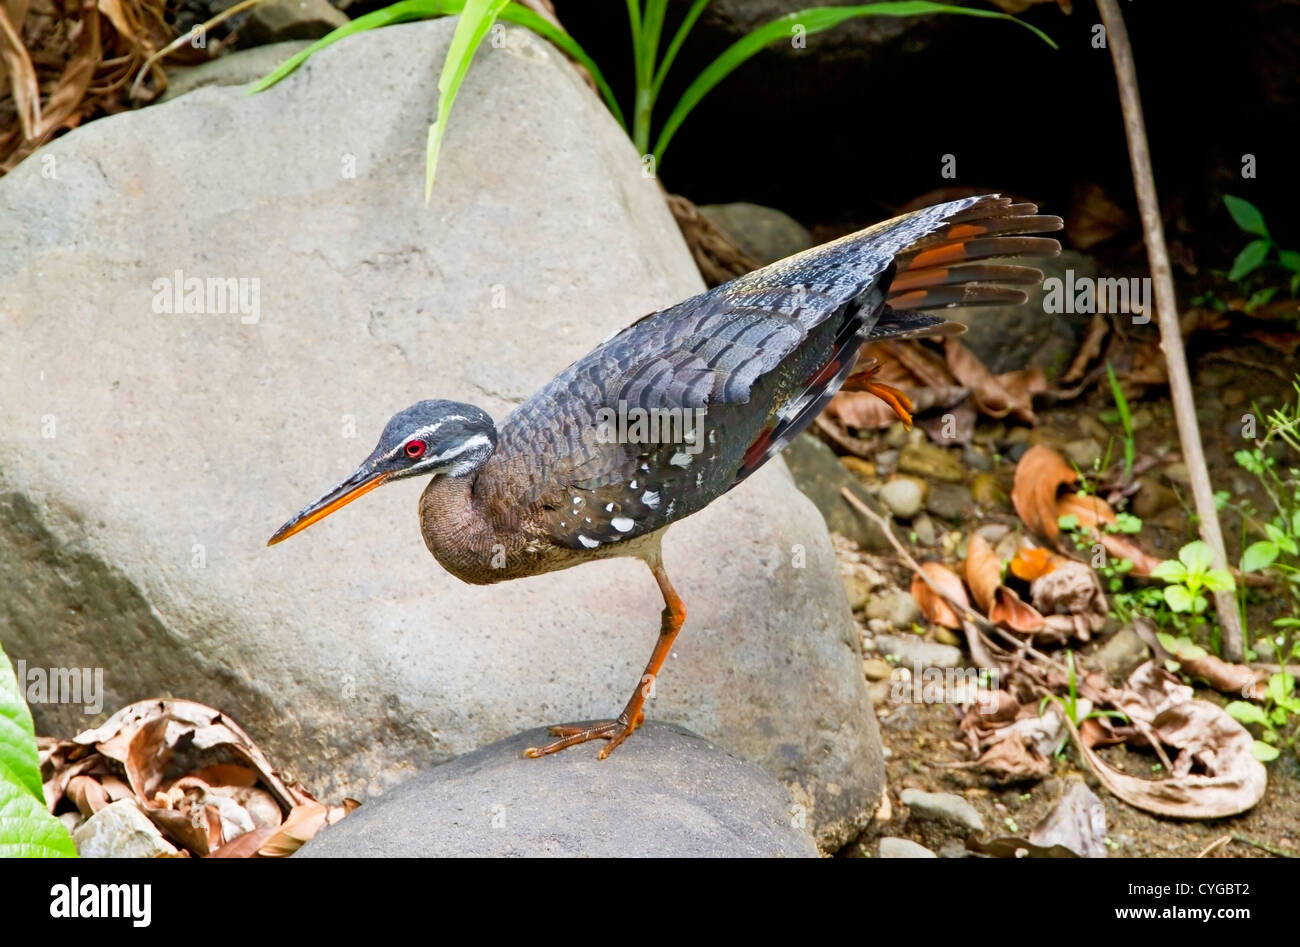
[0,20,880,850]
[299,723,819,858]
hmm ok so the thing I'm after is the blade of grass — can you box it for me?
[250,1,625,131]
[651,0,710,101]
[1105,361,1135,477]
[652,1,1056,162]
[426,0,510,203]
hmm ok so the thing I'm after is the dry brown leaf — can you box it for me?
[0,6,39,139]
[1132,617,1269,700]
[964,534,1044,633]
[1066,182,1130,249]
[1056,491,1116,529]
[1029,561,1107,642]
[911,561,968,629]
[944,338,1044,423]
[1075,663,1267,819]
[1062,313,1109,384]
[1012,445,1078,541]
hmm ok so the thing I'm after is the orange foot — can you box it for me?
[843,360,914,427]
[522,711,645,760]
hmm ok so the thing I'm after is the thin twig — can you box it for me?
[1196,834,1232,858]
[1097,0,1244,660]
[1231,834,1297,858]
[129,0,268,101]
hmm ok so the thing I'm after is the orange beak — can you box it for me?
[267,468,390,546]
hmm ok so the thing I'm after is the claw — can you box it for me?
[842,361,915,428]
[522,711,645,760]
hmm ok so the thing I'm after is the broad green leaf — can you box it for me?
[1158,632,1206,660]
[1279,249,1300,273]
[1163,584,1194,613]
[0,759,76,858]
[1264,522,1297,555]
[1224,700,1268,726]
[1057,513,1080,532]
[0,647,43,802]
[1223,195,1268,237]
[652,2,1055,161]
[1228,239,1270,281]
[426,0,512,203]
[1150,559,1186,583]
[1251,740,1280,762]
[1178,540,1215,574]
[1242,540,1279,573]
[1267,672,1296,704]
[1201,569,1235,593]
[1293,509,1300,535]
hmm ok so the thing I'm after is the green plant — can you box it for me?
[1223,195,1300,294]
[1225,672,1300,762]
[253,1,1054,202]
[1233,376,1300,659]
[1100,362,1135,479]
[0,644,77,857]
[1150,541,1235,642]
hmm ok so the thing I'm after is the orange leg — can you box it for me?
[842,359,914,427]
[523,552,686,760]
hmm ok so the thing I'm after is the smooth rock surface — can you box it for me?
[698,202,813,266]
[299,723,819,857]
[161,41,313,102]
[781,433,887,552]
[0,20,881,850]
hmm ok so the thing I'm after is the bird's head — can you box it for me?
[267,399,497,546]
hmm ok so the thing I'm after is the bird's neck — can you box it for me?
[417,456,540,585]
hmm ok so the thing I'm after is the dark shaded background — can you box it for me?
[553,0,1298,252]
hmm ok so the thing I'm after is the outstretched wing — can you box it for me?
[496,194,1060,552]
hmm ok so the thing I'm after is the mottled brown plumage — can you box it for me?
[269,193,1061,759]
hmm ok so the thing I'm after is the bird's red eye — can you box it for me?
[405,439,426,458]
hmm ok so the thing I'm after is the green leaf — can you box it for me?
[1150,559,1187,583]
[0,759,77,858]
[1280,249,1300,273]
[1267,672,1296,704]
[1251,740,1280,762]
[652,2,1055,161]
[1201,569,1235,593]
[1293,509,1300,535]
[1225,700,1269,726]
[1163,584,1194,613]
[0,647,43,802]
[426,0,513,203]
[1242,540,1279,573]
[1264,522,1297,555]
[1158,633,1207,661]
[1229,239,1270,282]
[1057,513,1080,532]
[1224,195,1269,237]
[1178,540,1215,574]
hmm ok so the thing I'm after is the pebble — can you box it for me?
[875,449,899,472]
[879,837,937,858]
[839,456,875,479]
[866,618,892,635]
[862,658,893,681]
[874,634,962,669]
[970,472,1005,507]
[841,572,873,611]
[926,482,972,521]
[879,478,924,518]
[911,513,937,546]
[1064,437,1103,470]
[865,589,923,629]
[72,800,179,858]
[962,446,994,471]
[1132,475,1176,519]
[899,443,966,483]
[900,788,986,834]
[1095,627,1150,682]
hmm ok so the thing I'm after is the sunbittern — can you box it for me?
[268,194,1060,759]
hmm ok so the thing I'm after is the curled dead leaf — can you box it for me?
[964,534,1044,633]
[1012,445,1078,541]
[911,561,968,629]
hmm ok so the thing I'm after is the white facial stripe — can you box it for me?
[430,433,492,465]
[382,416,471,463]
